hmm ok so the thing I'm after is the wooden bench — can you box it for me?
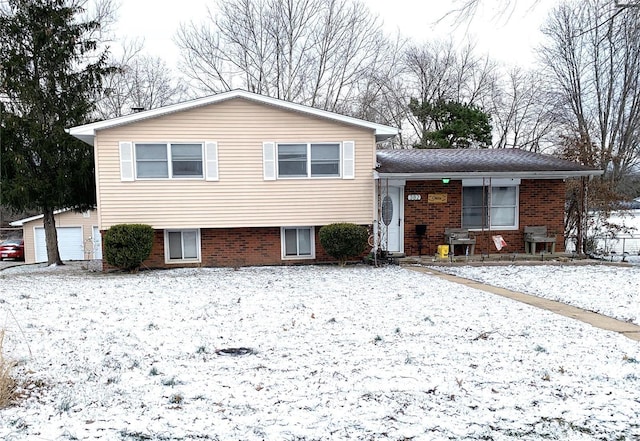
[524,226,557,254]
[444,228,476,255]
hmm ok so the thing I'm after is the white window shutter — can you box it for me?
[205,141,219,181]
[119,141,134,181]
[263,141,276,180]
[342,141,355,179]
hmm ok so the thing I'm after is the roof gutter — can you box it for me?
[69,129,398,146]
[374,170,604,180]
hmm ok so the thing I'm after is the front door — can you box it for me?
[381,186,403,253]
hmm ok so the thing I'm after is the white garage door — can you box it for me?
[34,227,84,263]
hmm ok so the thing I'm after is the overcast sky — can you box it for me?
[112,0,556,70]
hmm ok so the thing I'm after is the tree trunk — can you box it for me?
[43,207,63,266]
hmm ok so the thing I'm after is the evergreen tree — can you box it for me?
[0,0,110,264]
[409,99,492,149]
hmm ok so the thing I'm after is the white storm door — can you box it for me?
[382,186,403,253]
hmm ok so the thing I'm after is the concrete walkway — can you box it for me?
[407,266,640,342]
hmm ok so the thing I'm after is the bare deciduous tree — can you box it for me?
[96,39,188,119]
[540,0,640,251]
[487,67,557,151]
[341,32,409,146]
[540,0,640,183]
[175,0,388,114]
[442,0,535,25]
[443,0,637,25]
[402,40,498,146]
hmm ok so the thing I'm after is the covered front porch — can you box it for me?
[372,148,603,259]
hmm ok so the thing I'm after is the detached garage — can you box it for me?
[10,209,101,263]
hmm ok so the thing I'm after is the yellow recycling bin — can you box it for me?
[437,244,449,258]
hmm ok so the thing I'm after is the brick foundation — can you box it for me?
[102,225,368,270]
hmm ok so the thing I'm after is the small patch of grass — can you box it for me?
[0,329,18,409]
[57,396,75,413]
[534,345,547,353]
[162,376,179,387]
[119,429,153,440]
[149,366,160,376]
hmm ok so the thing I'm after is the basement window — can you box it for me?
[165,229,201,263]
[281,227,315,259]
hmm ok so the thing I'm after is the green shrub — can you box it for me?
[319,223,368,266]
[103,224,154,272]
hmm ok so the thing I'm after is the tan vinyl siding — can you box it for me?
[21,210,98,264]
[95,98,377,229]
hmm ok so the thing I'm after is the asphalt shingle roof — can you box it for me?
[376,148,600,174]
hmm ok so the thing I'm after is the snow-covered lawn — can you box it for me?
[432,260,640,325]
[1,263,639,440]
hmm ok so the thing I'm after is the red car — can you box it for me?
[0,239,24,261]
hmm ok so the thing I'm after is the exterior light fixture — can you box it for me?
[442,178,450,184]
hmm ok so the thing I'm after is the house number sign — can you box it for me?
[407,194,421,201]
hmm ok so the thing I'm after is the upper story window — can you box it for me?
[311,143,340,176]
[135,143,203,179]
[119,141,218,182]
[462,178,519,230]
[277,143,341,178]
[172,144,204,177]
[136,143,168,178]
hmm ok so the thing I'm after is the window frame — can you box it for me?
[280,226,316,260]
[462,179,519,231]
[164,229,201,263]
[276,142,342,179]
[135,142,205,180]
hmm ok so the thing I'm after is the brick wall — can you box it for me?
[103,225,366,270]
[403,179,566,256]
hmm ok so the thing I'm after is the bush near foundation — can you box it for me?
[104,224,154,272]
[319,223,368,266]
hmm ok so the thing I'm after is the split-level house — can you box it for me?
[68,90,397,267]
[68,90,602,268]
